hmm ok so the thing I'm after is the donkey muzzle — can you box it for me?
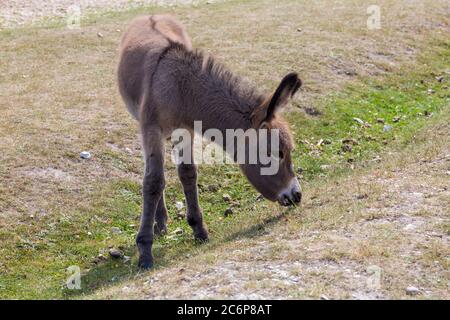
[278,178,302,206]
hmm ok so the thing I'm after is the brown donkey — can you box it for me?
[118,15,302,269]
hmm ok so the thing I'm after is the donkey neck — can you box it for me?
[165,46,265,134]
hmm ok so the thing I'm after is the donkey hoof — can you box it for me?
[154,223,167,236]
[138,257,153,270]
[194,228,209,243]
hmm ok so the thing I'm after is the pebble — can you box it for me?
[405,286,421,296]
[93,254,107,264]
[111,227,122,234]
[342,138,358,145]
[109,248,124,259]
[97,32,104,38]
[403,224,416,231]
[353,117,365,125]
[342,144,352,152]
[393,116,401,123]
[175,201,184,210]
[376,118,385,124]
[176,212,186,220]
[224,208,233,217]
[222,194,232,202]
[256,194,265,201]
[383,125,392,132]
[172,227,183,235]
[80,151,91,159]
[207,184,219,192]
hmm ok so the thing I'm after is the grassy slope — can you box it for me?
[93,111,450,299]
[0,0,448,299]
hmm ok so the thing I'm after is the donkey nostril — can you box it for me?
[293,191,302,203]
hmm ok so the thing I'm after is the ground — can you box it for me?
[94,117,450,299]
[0,0,448,299]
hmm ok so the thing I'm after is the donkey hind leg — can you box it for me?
[154,194,168,236]
[178,162,208,241]
[136,128,165,269]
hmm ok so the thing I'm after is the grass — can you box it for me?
[0,0,449,299]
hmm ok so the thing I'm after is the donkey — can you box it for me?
[118,15,302,269]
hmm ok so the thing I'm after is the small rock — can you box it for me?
[123,256,131,263]
[427,88,435,94]
[175,201,184,210]
[109,248,124,259]
[383,125,392,132]
[353,117,365,125]
[376,118,385,124]
[172,227,183,235]
[356,193,368,200]
[80,151,91,159]
[296,167,304,175]
[403,224,416,231]
[342,138,358,145]
[320,294,330,300]
[256,194,265,201]
[97,32,104,38]
[87,231,92,236]
[93,254,107,264]
[405,286,420,296]
[176,212,185,220]
[222,194,232,202]
[111,227,122,234]
[297,28,302,32]
[435,76,444,82]
[342,144,352,152]
[316,139,324,147]
[207,184,219,192]
[392,116,401,123]
[224,208,233,217]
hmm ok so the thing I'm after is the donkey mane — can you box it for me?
[162,41,267,117]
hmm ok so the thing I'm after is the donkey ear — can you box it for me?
[252,73,302,126]
[266,73,301,120]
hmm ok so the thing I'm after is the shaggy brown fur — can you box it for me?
[118,15,302,269]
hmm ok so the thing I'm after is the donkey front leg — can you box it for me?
[178,163,208,241]
[137,128,165,269]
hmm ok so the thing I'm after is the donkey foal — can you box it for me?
[118,15,302,269]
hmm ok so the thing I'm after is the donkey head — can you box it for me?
[242,73,302,206]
